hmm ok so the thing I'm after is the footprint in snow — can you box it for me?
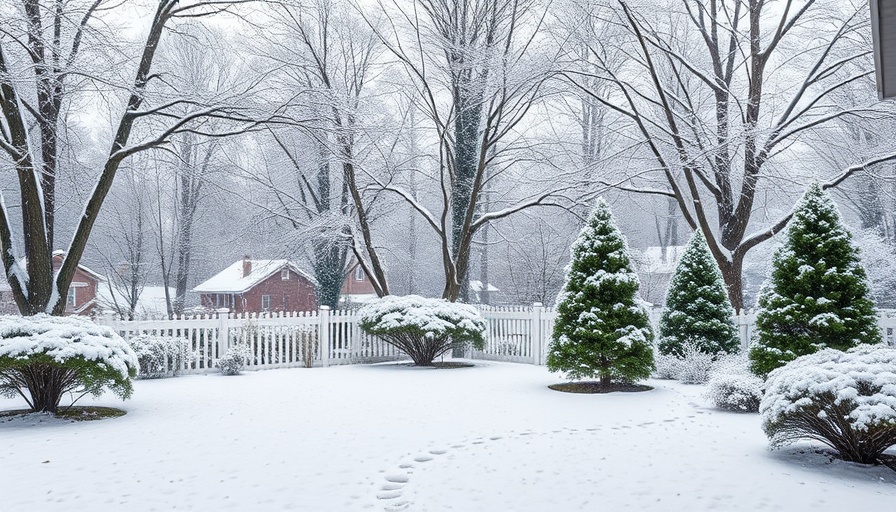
[371,422,679,510]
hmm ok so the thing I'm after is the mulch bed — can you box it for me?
[0,406,126,422]
[549,382,653,394]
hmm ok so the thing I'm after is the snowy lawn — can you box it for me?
[2,361,894,511]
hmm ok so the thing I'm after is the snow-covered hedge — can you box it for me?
[0,314,138,413]
[652,341,730,385]
[128,335,193,379]
[705,356,763,412]
[760,345,896,463]
[218,344,249,375]
[358,295,486,366]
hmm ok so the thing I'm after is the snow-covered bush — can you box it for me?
[218,344,250,375]
[760,345,896,463]
[358,295,486,366]
[750,183,879,376]
[705,356,763,412]
[0,314,138,413]
[547,199,654,385]
[129,335,193,379]
[674,341,717,384]
[652,349,681,379]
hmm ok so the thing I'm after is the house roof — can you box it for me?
[192,259,317,294]
[469,280,499,293]
[52,250,105,282]
[0,252,104,292]
[97,285,177,318]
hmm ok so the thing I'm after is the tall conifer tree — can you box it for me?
[750,183,880,376]
[659,231,739,357]
[547,200,654,385]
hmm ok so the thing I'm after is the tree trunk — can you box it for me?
[720,256,746,313]
[451,84,484,304]
[18,363,76,413]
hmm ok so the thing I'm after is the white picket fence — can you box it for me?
[97,304,896,374]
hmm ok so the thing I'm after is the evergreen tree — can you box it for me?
[547,199,654,385]
[749,183,880,376]
[659,231,739,357]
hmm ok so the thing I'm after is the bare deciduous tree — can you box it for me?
[365,0,570,302]
[0,0,266,315]
[564,0,896,311]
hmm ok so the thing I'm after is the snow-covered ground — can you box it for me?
[1,361,894,511]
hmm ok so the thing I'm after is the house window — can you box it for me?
[261,295,271,311]
[66,287,76,307]
[354,266,364,281]
[281,269,290,280]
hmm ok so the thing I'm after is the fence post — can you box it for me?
[215,308,231,366]
[350,310,361,363]
[532,302,544,365]
[738,309,749,351]
[319,306,331,367]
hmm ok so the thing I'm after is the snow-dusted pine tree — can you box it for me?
[547,199,654,386]
[749,183,880,376]
[658,231,739,357]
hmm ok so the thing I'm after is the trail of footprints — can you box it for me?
[368,407,708,511]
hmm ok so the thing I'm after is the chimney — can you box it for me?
[242,256,252,277]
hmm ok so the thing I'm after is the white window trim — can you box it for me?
[261,295,271,311]
[66,287,76,306]
[281,269,290,280]
[354,266,364,281]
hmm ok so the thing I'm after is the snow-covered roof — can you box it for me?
[97,285,178,318]
[633,246,687,274]
[0,253,104,293]
[192,260,316,294]
[469,280,499,293]
[52,250,105,281]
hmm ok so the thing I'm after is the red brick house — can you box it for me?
[193,257,318,314]
[0,251,105,316]
[340,259,379,305]
[54,251,105,316]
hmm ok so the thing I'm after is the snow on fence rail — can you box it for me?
[96,305,896,373]
[96,307,403,374]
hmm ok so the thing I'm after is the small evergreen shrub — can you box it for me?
[359,295,486,366]
[0,314,138,413]
[674,341,716,385]
[547,199,654,385]
[706,373,763,412]
[129,335,193,379]
[658,231,739,357]
[760,345,896,464]
[705,356,762,412]
[218,344,250,375]
[750,183,880,376]
[652,349,681,380]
